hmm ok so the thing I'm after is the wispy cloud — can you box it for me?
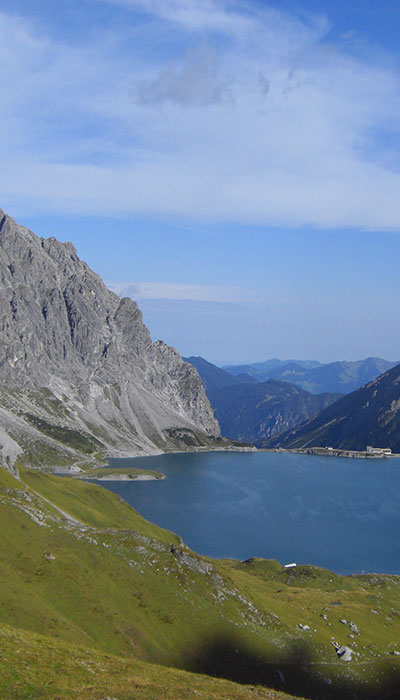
[106,0,255,34]
[1,2,400,228]
[137,43,229,106]
[108,281,255,303]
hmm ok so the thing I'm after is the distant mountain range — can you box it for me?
[223,358,323,376]
[263,362,400,452]
[223,357,398,394]
[183,356,257,393]
[185,356,341,443]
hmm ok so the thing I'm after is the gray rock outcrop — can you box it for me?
[0,209,219,468]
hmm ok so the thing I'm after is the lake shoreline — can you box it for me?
[100,450,400,576]
[104,443,400,469]
[261,446,399,459]
[57,443,398,484]
[82,473,164,481]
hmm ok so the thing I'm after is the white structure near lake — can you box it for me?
[366,446,392,456]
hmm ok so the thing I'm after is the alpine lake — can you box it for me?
[99,451,400,576]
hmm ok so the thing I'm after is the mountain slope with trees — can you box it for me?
[185,356,341,443]
[208,380,342,443]
[263,363,400,451]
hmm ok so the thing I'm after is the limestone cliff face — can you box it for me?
[0,209,219,467]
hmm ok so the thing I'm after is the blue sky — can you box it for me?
[1,0,400,364]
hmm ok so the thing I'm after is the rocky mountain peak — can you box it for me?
[0,209,219,467]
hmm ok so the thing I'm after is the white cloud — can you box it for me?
[106,0,255,34]
[107,281,255,303]
[1,2,400,228]
[137,43,230,106]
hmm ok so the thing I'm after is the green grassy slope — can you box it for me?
[2,466,400,700]
[0,623,297,700]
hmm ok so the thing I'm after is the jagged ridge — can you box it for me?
[0,209,219,467]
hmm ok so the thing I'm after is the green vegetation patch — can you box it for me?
[1,468,400,700]
[21,440,77,468]
[164,427,208,447]
[0,623,297,700]
[24,413,104,454]
[83,466,165,480]
[19,467,171,536]
[0,468,21,489]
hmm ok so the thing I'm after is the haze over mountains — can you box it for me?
[185,356,341,443]
[223,357,398,395]
[186,355,400,446]
[264,362,400,453]
[208,380,341,444]
[183,356,258,393]
[224,358,323,376]
[0,209,219,469]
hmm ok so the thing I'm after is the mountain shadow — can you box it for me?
[184,630,400,700]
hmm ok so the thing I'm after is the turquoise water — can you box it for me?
[102,451,400,575]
